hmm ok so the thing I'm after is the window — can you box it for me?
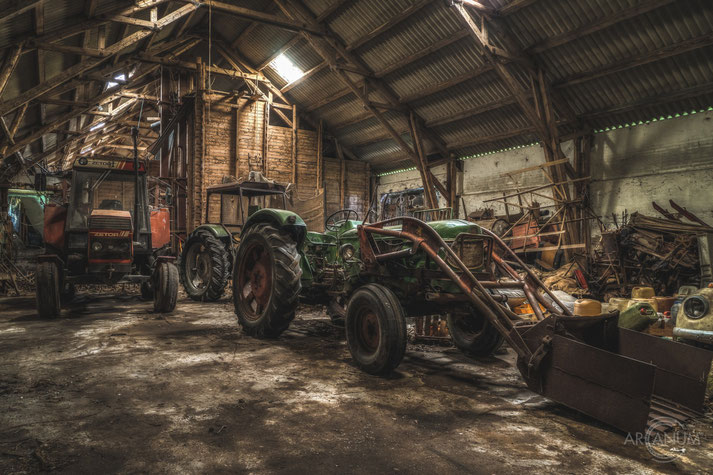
[269,53,304,83]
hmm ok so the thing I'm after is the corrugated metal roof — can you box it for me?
[2,0,713,174]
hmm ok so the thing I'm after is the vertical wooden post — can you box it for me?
[194,56,206,229]
[234,94,241,177]
[291,104,298,185]
[262,91,272,175]
[408,112,437,209]
[316,119,323,189]
[336,141,346,209]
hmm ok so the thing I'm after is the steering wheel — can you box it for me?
[325,209,358,232]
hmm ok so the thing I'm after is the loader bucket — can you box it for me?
[514,313,713,434]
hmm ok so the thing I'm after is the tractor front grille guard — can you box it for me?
[358,217,713,434]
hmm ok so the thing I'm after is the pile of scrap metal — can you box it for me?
[589,201,713,299]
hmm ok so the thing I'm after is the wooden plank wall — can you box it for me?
[189,93,370,231]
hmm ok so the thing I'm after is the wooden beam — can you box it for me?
[291,104,298,184]
[258,36,303,71]
[0,4,199,117]
[528,0,676,53]
[104,14,157,30]
[0,45,22,98]
[316,119,323,187]
[280,62,328,93]
[498,0,539,16]
[0,1,42,24]
[553,31,713,89]
[274,0,452,159]
[426,96,520,128]
[374,29,469,78]
[345,0,431,52]
[201,1,326,36]
[409,111,437,208]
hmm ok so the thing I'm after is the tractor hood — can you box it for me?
[336,218,481,240]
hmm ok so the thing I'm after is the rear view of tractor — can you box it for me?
[36,129,178,317]
[178,179,304,336]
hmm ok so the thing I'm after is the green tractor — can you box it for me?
[181,186,712,434]
[179,180,304,335]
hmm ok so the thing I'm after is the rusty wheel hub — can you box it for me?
[238,242,272,321]
[358,311,380,351]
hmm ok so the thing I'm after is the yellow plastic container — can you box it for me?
[608,297,632,312]
[574,299,602,317]
[632,286,655,299]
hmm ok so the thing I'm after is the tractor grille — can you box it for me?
[449,236,485,269]
[89,215,132,230]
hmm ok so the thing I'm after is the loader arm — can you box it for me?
[357,217,713,434]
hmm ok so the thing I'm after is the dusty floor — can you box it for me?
[1,292,712,474]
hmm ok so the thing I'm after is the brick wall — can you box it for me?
[189,93,370,231]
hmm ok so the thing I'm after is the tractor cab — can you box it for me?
[61,157,152,280]
[36,154,178,318]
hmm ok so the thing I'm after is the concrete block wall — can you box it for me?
[378,110,713,232]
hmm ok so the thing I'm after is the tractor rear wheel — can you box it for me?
[447,310,504,357]
[345,284,407,375]
[179,229,231,301]
[233,223,302,338]
[154,261,178,313]
[36,261,61,318]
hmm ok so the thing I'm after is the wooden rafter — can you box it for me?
[272,0,450,203]
[0,3,200,118]
[527,0,676,53]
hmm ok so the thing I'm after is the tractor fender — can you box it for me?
[188,224,235,259]
[243,209,307,248]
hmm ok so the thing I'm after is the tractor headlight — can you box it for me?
[92,241,103,252]
[340,243,355,261]
[683,296,709,320]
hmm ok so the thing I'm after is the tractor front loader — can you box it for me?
[356,217,713,434]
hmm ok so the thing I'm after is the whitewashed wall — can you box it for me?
[378,110,713,230]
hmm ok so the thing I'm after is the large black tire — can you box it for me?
[179,229,231,301]
[345,284,407,375]
[36,261,60,318]
[154,262,178,313]
[447,309,504,357]
[233,223,302,338]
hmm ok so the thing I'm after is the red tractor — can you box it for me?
[36,133,178,317]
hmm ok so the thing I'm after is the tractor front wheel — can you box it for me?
[36,261,61,318]
[179,229,231,301]
[233,223,302,338]
[447,310,504,357]
[345,284,407,375]
[154,261,178,313]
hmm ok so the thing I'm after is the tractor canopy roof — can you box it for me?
[206,180,286,198]
[72,156,146,173]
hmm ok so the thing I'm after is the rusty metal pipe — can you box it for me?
[482,228,573,316]
[360,218,532,358]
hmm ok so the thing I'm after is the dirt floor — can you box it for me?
[1,291,712,474]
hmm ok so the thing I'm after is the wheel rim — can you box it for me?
[355,310,380,352]
[237,240,273,321]
[185,242,212,293]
